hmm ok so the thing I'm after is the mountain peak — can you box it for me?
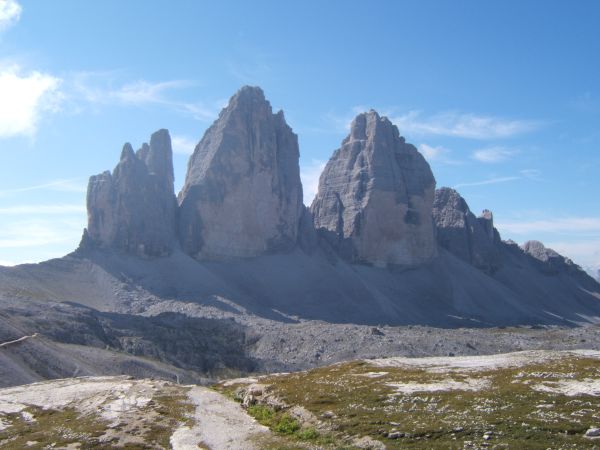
[311,110,436,267]
[178,87,303,259]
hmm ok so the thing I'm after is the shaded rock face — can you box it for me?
[310,111,437,267]
[178,86,304,259]
[521,240,577,275]
[84,129,177,256]
[433,187,500,273]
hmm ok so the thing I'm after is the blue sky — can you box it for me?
[0,0,599,274]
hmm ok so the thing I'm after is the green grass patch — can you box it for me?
[273,414,301,434]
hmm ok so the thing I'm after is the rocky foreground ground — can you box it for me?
[1,350,599,449]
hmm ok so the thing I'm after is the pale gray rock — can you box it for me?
[311,110,437,267]
[178,86,304,259]
[585,427,600,438]
[433,187,500,273]
[521,240,577,275]
[83,129,177,256]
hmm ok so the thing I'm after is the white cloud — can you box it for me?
[391,110,540,140]
[0,204,85,215]
[300,159,326,206]
[0,0,21,31]
[472,146,517,163]
[171,135,197,155]
[453,176,520,189]
[0,178,86,197]
[0,66,62,138]
[0,218,83,249]
[497,217,600,235]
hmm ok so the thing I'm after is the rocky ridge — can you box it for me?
[433,187,501,273]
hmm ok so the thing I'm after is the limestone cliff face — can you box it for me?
[433,187,500,273]
[84,129,177,256]
[177,86,304,259]
[310,111,437,267]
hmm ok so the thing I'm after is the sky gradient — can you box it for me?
[0,0,599,275]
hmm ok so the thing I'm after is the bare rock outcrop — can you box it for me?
[83,129,177,256]
[310,110,437,267]
[177,86,304,260]
[433,187,500,273]
[521,240,578,275]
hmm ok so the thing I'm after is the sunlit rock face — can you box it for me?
[521,240,578,275]
[311,110,437,267]
[84,129,177,256]
[177,86,304,259]
[433,187,501,273]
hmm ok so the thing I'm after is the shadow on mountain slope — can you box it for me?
[1,244,598,327]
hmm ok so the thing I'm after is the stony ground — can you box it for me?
[0,376,272,449]
[1,350,599,449]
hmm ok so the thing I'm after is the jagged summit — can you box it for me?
[178,85,304,260]
[83,129,177,257]
[64,86,600,328]
[311,109,437,267]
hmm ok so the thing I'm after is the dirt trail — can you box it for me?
[171,386,269,450]
[0,333,38,348]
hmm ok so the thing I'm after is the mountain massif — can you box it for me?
[0,86,599,386]
[73,85,598,325]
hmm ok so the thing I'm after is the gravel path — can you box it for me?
[170,386,270,450]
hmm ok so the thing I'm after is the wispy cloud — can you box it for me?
[453,167,542,189]
[0,218,83,249]
[300,159,326,206]
[0,65,62,138]
[391,110,541,140]
[171,135,197,155]
[0,204,85,215]
[0,178,86,197]
[321,106,370,134]
[497,217,600,235]
[453,176,520,189]
[472,146,518,163]
[228,60,271,84]
[419,143,463,165]
[70,72,221,121]
[112,80,191,104]
[0,0,21,31]
[519,169,542,180]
